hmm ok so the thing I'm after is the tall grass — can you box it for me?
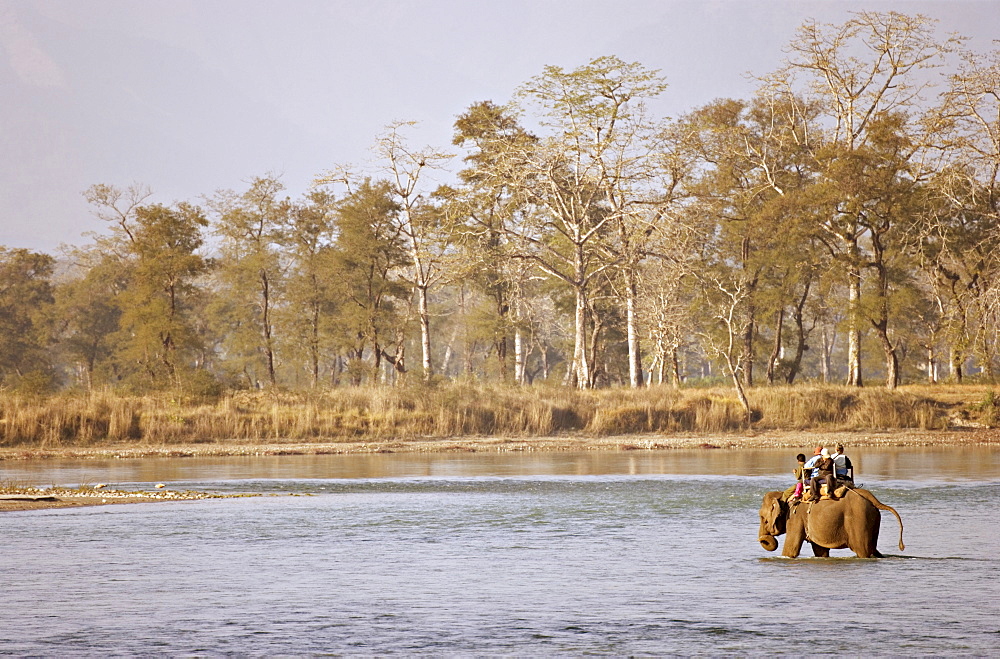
[0,382,975,448]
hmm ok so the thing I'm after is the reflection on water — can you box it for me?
[2,444,999,655]
[2,445,999,487]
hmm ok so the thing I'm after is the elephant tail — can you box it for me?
[852,488,905,551]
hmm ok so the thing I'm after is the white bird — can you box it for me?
[155,483,166,489]
[94,483,107,490]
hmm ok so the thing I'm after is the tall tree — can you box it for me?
[449,100,537,382]
[679,90,817,394]
[211,175,287,388]
[0,248,55,388]
[328,179,411,384]
[502,56,668,388]
[929,46,1000,380]
[81,183,209,389]
[279,190,338,387]
[773,11,961,387]
[53,252,122,389]
[114,203,209,387]
[374,122,454,381]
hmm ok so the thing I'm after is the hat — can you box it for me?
[813,446,823,455]
[820,448,830,457]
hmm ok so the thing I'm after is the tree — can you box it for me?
[114,203,209,387]
[0,248,55,388]
[678,89,818,396]
[499,56,669,388]
[321,124,454,382]
[53,253,122,389]
[81,183,209,390]
[773,11,961,387]
[924,47,1000,380]
[211,175,287,388]
[279,190,338,387]
[449,100,537,382]
[374,122,454,381]
[327,179,411,384]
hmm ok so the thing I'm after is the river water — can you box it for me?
[2,446,998,656]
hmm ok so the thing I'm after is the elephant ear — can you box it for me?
[767,494,786,535]
[765,493,784,530]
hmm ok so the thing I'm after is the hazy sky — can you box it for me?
[2,0,998,253]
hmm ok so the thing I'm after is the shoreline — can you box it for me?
[3,428,999,462]
[3,429,997,513]
[0,487,251,513]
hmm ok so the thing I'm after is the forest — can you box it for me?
[3,11,1000,424]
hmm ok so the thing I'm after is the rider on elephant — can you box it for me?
[809,448,837,500]
[831,444,853,483]
[803,446,822,475]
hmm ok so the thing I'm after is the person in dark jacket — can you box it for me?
[809,448,837,500]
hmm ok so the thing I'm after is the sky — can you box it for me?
[2,0,998,254]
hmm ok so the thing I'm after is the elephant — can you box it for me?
[758,487,904,558]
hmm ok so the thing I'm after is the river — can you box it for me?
[2,446,998,656]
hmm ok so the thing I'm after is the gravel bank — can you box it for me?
[2,428,999,462]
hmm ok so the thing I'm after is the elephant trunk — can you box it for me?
[759,534,778,552]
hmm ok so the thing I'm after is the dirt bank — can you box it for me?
[3,429,997,512]
[2,428,999,463]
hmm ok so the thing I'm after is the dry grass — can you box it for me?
[0,382,993,448]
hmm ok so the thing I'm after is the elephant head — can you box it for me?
[758,490,787,551]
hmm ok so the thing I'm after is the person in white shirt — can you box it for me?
[831,444,853,482]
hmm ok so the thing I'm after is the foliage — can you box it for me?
[4,12,1000,407]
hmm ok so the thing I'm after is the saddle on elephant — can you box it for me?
[781,480,854,504]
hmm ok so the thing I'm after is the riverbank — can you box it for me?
[3,428,998,512]
[3,384,997,448]
[3,427,999,462]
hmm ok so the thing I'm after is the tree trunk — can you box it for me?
[260,269,276,387]
[767,308,784,385]
[950,347,964,383]
[573,286,590,389]
[514,326,525,385]
[740,240,757,388]
[727,357,752,425]
[587,298,605,388]
[821,326,834,383]
[742,309,755,388]
[978,313,997,382]
[875,327,899,390]
[870,231,898,390]
[310,301,320,388]
[785,278,812,385]
[494,284,509,381]
[441,326,458,376]
[671,348,681,387]
[417,284,432,380]
[879,333,900,389]
[625,273,643,388]
[845,263,863,387]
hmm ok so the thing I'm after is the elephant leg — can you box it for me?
[851,530,881,558]
[848,503,883,558]
[782,525,805,558]
[810,542,830,557]
[851,546,880,558]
